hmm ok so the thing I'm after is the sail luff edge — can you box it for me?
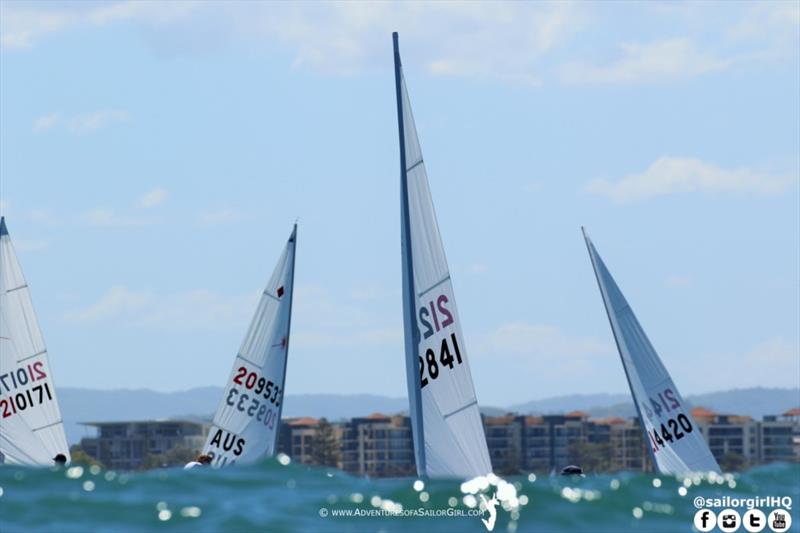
[394,31,427,477]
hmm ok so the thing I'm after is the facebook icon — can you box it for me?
[694,509,717,532]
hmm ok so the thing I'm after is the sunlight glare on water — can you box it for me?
[0,459,797,532]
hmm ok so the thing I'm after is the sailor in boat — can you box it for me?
[560,465,584,476]
[53,454,68,467]
[184,454,212,469]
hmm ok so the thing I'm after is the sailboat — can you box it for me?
[0,217,70,466]
[393,33,492,479]
[582,228,720,475]
[202,225,297,467]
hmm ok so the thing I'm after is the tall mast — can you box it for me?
[394,31,426,476]
[272,224,297,453]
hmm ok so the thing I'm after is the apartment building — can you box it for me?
[79,420,209,470]
[339,414,415,477]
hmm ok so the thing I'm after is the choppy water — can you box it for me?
[1,459,798,532]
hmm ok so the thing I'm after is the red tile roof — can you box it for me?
[485,415,516,426]
[565,410,589,419]
[691,407,716,418]
[288,417,319,426]
[593,417,627,425]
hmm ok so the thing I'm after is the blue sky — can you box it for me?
[0,1,798,406]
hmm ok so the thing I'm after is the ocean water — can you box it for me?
[1,459,797,532]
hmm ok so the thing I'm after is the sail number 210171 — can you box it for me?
[0,362,53,418]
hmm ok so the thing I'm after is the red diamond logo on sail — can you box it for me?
[277,286,284,298]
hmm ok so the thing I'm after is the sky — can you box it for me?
[0,1,798,407]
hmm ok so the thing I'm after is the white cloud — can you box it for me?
[728,3,800,45]
[30,110,130,133]
[0,7,73,50]
[471,322,618,397]
[3,1,796,88]
[560,38,737,85]
[137,188,169,209]
[481,322,611,360]
[0,1,199,50]
[291,284,401,349]
[467,263,489,274]
[32,113,60,132]
[12,238,49,252]
[65,285,259,329]
[350,284,389,302]
[197,209,240,226]
[66,285,151,323]
[585,157,795,203]
[685,337,800,391]
[1,1,582,85]
[524,181,544,193]
[665,275,693,289]
[70,109,129,132]
[80,208,158,227]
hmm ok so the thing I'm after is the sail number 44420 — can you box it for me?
[642,388,696,453]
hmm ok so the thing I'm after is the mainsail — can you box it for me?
[0,217,70,466]
[202,225,297,467]
[393,33,492,479]
[582,228,720,475]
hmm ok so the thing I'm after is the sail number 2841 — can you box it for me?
[417,295,463,389]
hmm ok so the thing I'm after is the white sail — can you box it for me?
[582,228,720,475]
[393,33,492,479]
[202,225,297,467]
[0,217,70,466]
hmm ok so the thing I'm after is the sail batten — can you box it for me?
[0,216,70,466]
[202,225,297,466]
[394,33,492,479]
[583,228,720,475]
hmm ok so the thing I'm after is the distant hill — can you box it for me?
[60,386,799,444]
[509,393,631,415]
[508,388,800,420]
[61,388,411,444]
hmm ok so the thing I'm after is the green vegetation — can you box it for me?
[140,446,198,470]
[718,452,748,472]
[310,418,340,467]
[569,441,614,473]
[69,444,104,468]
